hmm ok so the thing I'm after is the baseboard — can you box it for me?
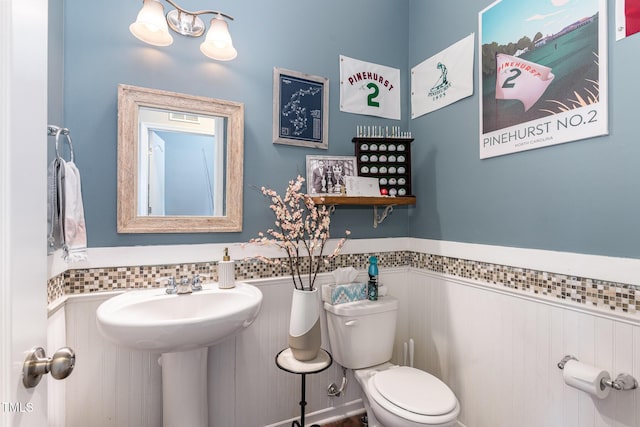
[263,399,365,427]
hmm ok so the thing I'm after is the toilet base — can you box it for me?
[357,386,381,427]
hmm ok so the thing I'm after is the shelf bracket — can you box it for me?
[373,205,394,228]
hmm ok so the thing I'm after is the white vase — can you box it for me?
[288,287,321,361]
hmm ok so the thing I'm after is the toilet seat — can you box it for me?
[367,366,459,425]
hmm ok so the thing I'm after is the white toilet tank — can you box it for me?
[324,296,399,369]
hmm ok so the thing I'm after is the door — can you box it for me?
[148,132,166,216]
[1,0,49,426]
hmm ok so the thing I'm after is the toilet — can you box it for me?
[324,296,460,427]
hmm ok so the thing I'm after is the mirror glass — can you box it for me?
[137,107,226,217]
[118,84,244,233]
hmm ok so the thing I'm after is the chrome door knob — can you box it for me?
[23,346,76,388]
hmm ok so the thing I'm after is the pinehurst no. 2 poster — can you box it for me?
[479,0,608,159]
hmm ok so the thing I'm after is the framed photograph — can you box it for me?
[273,67,329,149]
[306,155,357,196]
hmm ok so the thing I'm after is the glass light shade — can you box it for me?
[199,17,237,61]
[129,0,174,47]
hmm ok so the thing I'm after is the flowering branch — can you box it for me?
[248,175,350,291]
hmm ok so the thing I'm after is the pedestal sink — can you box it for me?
[96,282,263,427]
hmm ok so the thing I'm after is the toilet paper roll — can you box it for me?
[562,360,611,399]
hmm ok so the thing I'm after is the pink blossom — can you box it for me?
[247,175,350,291]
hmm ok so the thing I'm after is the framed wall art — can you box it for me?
[305,155,357,196]
[479,0,608,159]
[273,67,329,149]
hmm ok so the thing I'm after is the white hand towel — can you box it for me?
[61,161,88,262]
[47,157,64,249]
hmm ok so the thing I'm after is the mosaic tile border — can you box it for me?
[47,251,640,316]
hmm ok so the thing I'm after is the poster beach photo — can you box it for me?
[479,0,608,158]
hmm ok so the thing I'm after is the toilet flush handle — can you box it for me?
[345,320,358,326]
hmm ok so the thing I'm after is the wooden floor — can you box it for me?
[320,414,366,427]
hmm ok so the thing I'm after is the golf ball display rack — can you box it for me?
[353,137,413,197]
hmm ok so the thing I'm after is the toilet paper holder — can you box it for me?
[557,355,638,391]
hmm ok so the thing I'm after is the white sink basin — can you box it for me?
[96,282,263,353]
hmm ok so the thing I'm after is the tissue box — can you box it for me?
[322,283,367,305]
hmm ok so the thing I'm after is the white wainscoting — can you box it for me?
[59,293,162,426]
[50,268,640,426]
[391,269,640,427]
[50,275,366,427]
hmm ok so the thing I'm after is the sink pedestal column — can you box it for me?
[161,347,209,427]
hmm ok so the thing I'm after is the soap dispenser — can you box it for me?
[367,256,378,301]
[218,248,235,289]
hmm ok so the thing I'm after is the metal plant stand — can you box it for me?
[275,348,333,427]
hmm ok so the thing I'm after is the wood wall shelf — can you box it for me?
[309,135,416,227]
[311,195,416,206]
[311,195,416,228]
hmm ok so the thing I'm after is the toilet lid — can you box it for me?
[371,367,457,416]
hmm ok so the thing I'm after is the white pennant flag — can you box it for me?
[495,53,555,111]
[411,33,475,118]
[340,55,401,120]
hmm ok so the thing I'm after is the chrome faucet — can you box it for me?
[191,274,203,291]
[163,277,178,294]
[176,278,193,294]
[161,275,204,295]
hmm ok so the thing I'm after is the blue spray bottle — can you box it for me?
[368,256,378,301]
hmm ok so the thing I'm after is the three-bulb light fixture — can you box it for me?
[129,0,237,61]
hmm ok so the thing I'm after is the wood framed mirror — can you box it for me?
[117,84,244,233]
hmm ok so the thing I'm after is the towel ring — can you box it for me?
[48,125,75,162]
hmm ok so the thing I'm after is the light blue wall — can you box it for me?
[60,0,640,259]
[61,0,411,247]
[408,0,640,259]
